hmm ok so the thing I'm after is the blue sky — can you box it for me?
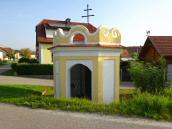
[0,0,172,50]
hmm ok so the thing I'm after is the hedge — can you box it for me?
[11,63,53,75]
[18,57,39,64]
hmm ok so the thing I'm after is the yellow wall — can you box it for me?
[53,56,120,103]
[53,25,121,45]
[41,44,53,64]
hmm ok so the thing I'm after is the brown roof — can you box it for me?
[49,44,123,50]
[0,47,13,54]
[36,19,97,45]
[148,36,172,56]
[121,46,142,58]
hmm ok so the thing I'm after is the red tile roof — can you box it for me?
[49,44,123,50]
[36,19,97,45]
[148,36,172,56]
[0,47,13,54]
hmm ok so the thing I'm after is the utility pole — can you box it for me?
[82,4,95,24]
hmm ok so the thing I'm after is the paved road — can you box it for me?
[0,64,11,74]
[0,75,53,86]
[0,64,53,86]
[0,75,133,88]
[0,104,171,129]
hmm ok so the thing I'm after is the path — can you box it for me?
[0,104,171,129]
[0,64,11,74]
[0,75,53,86]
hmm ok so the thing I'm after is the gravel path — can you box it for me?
[0,104,172,129]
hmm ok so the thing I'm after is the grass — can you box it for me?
[0,84,118,114]
[0,84,172,121]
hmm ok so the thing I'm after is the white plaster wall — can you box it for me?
[38,44,43,64]
[0,52,3,60]
[45,29,54,38]
[66,60,93,99]
[54,51,120,57]
[55,61,61,97]
[103,60,115,103]
[167,64,172,80]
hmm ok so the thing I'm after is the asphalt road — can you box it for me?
[0,75,53,86]
[0,104,172,129]
[0,64,11,74]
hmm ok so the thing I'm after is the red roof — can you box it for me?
[36,19,97,45]
[148,36,172,56]
[121,46,142,58]
[0,47,13,54]
[49,44,123,50]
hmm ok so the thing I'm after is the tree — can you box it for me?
[129,58,166,93]
[6,48,15,60]
[20,48,32,58]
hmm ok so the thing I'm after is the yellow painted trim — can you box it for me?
[53,25,121,45]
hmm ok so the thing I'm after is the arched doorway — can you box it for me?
[70,64,92,99]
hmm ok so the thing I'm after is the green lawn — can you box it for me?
[0,84,118,114]
[0,84,172,121]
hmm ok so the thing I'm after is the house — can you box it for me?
[0,47,8,60]
[121,46,142,61]
[50,25,122,103]
[120,46,142,81]
[30,51,36,59]
[36,18,97,64]
[139,36,172,80]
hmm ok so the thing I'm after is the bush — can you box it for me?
[129,59,166,93]
[18,57,38,64]
[11,63,17,71]
[0,60,7,65]
[12,64,53,75]
[119,90,172,120]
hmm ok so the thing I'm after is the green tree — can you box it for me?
[6,49,15,60]
[129,58,166,93]
[20,48,32,58]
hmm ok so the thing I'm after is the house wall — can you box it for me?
[140,42,160,61]
[145,47,160,61]
[0,51,3,60]
[39,44,52,64]
[45,29,54,38]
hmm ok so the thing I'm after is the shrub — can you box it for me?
[28,59,39,64]
[13,64,53,75]
[0,60,7,64]
[129,59,166,93]
[119,91,171,120]
[18,57,38,64]
[11,63,17,71]
[18,57,30,63]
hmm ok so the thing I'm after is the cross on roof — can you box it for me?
[82,4,95,24]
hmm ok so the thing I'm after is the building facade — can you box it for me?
[36,19,97,64]
[50,25,122,103]
[140,36,172,80]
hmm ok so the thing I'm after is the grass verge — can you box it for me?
[0,84,118,114]
[0,84,172,121]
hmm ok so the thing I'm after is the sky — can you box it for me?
[0,0,172,50]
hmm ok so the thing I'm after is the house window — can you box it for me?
[73,33,85,44]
